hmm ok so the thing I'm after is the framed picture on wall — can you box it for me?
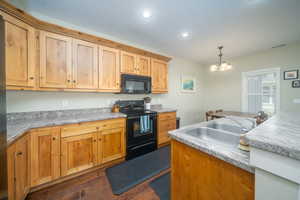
[181,75,196,93]
[283,69,299,80]
[292,80,300,88]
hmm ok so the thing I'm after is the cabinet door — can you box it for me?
[30,127,60,187]
[151,59,168,93]
[72,39,98,89]
[4,15,36,88]
[61,133,98,176]
[98,46,120,91]
[100,128,125,164]
[120,51,137,74]
[158,119,176,145]
[137,56,150,76]
[39,31,72,88]
[7,134,30,200]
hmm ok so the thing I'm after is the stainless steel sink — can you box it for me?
[206,122,246,134]
[185,127,240,148]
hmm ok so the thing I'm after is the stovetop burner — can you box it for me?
[116,100,157,116]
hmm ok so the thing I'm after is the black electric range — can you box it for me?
[116,100,157,160]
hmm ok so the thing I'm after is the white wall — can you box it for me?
[203,42,300,113]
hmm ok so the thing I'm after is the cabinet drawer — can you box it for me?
[159,119,176,132]
[61,122,101,138]
[98,118,125,130]
[158,112,176,121]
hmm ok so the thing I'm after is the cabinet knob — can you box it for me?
[52,137,56,141]
[29,77,34,80]
[73,80,76,83]
[16,152,23,156]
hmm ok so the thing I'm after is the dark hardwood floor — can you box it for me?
[27,167,169,200]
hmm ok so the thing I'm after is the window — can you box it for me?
[242,68,280,116]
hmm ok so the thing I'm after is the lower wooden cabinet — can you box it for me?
[171,140,254,200]
[157,112,176,146]
[7,118,126,199]
[7,134,30,200]
[101,127,125,164]
[30,127,61,187]
[61,132,98,176]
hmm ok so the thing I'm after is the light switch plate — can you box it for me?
[293,99,300,104]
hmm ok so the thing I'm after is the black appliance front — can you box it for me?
[120,74,151,94]
[126,114,157,160]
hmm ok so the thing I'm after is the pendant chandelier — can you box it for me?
[210,46,232,72]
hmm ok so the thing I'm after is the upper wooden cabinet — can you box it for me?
[98,46,120,92]
[7,134,30,200]
[151,58,168,93]
[137,56,151,76]
[120,51,137,75]
[39,31,72,89]
[121,51,151,76]
[2,12,36,88]
[72,39,98,89]
[30,127,61,187]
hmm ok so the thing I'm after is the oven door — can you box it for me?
[121,74,151,94]
[126,113,157,148]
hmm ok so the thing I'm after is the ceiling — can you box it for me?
[15,0,300,63]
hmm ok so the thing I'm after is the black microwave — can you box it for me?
[120,74,151,94]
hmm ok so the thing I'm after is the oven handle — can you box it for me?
[127,115,156,120]
[130,141,156,151]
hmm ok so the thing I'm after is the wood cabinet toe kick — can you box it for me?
[7,118,126,200]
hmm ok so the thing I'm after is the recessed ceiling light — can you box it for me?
[142,10,152,18]
[181,32,189,38]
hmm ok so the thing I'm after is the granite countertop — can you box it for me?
[169,118,254,173]
[245,112,300,161]
[7,108,126,145]
[150,107,177,113]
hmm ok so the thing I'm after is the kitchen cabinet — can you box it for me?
[98,46,120,92]
[7,134,30,200]
[2,11,36,89]
[157,112,176,146]
[120,51,151,77]
[151,58,168,93]
[61,132,98,176]
[100,127,125,164]
[39,31,72,89]
[30,127,61,187]
[120,51,137,75]
[171,140,254,200]
[137,55,151,76]
[72,39,98,89]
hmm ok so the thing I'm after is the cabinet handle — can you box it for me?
[16,152,23,156]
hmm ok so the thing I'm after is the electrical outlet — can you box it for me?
[293,99,300,104]
[62,100,69,107]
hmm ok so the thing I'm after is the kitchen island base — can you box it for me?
[171,140,254,200]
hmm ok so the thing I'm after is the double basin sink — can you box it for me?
[183,120,254,150]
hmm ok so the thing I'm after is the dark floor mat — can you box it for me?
[106,145,170,195]
[149,172,170,200]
